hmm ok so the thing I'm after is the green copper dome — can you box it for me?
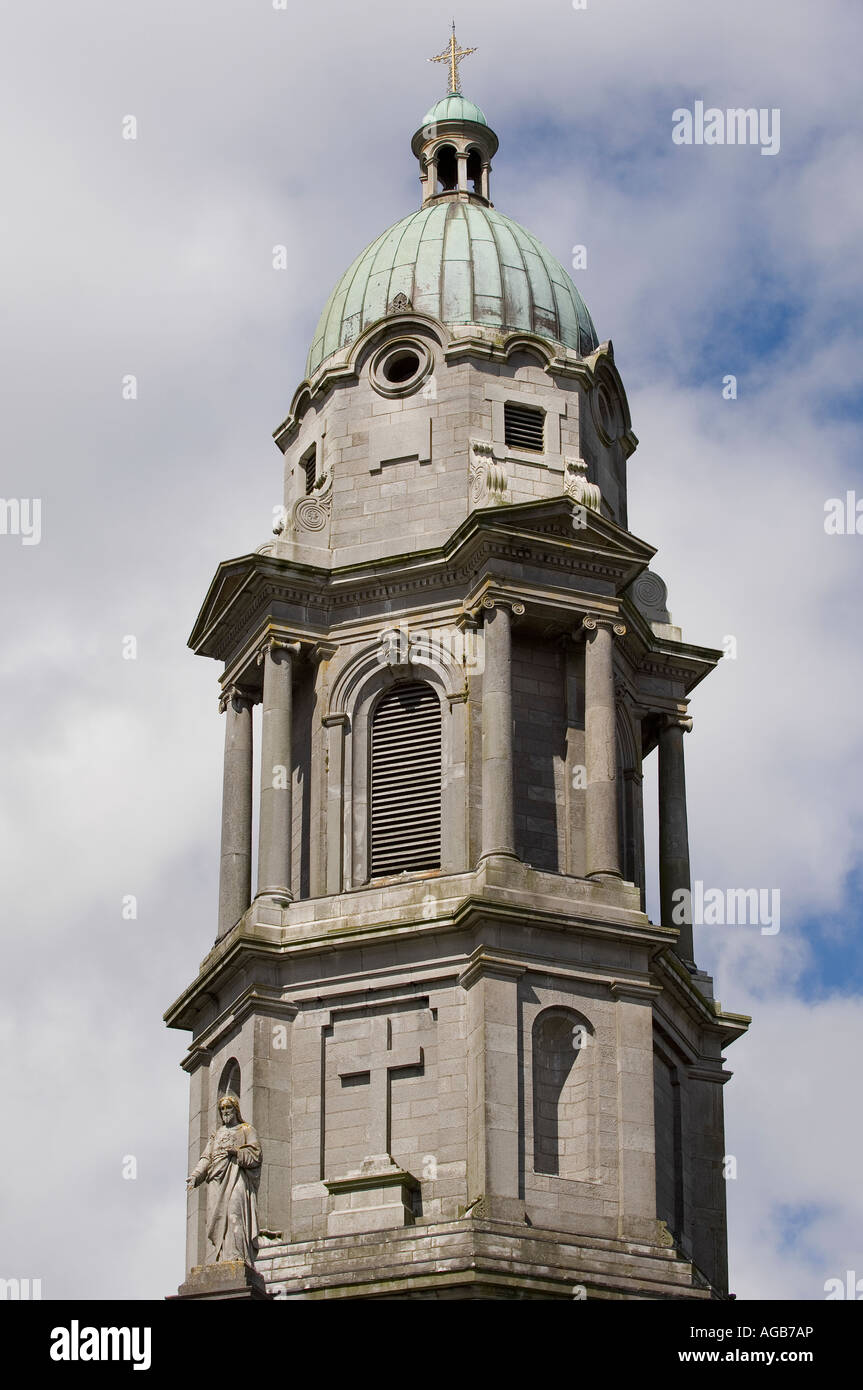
[421,93,488,127]
[306,201,599,378]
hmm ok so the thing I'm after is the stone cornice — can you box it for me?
[178,984,298,1073]
[164,883,678,1033]
[652,949,751,1049]
[188,499,655,663]
[188,504,718,708]
[458,947,528,990]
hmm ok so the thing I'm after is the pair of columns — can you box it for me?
[217,638,299,938]
[480,604,627,877]
[480,602,694,962]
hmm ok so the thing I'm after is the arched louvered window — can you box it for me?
[370,682,441,877]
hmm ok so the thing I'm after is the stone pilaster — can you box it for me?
[462,953,525,1222]
[612,981,662,1244]
[217,685,254,937]
[659,712,694,963]
[480,599,520,861]
[582,615,626,879]
[255,637,300,904]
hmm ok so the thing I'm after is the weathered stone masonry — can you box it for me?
[166,78,748,1301]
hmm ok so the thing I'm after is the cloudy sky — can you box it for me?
[2,0,861,1300]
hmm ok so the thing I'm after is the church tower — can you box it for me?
[166,34,749,1300]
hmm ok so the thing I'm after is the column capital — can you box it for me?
[659,711,693,734]
[479,595,525,618]
[255,635,302,667]
[581,613,626,638]
[218,684,256,715]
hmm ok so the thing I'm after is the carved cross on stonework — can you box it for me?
[337,1016,424,1159]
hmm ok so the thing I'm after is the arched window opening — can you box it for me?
[217,1058,241,1104]
[466,148,483,195]
[370,682,441,876]
[533,1012,581,1175]
[435,145,458,193]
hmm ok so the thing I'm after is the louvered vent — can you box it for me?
[303,447,317,494]
[504,401,545,452]
[370,682,441,876]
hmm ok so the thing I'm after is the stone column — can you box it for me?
[659,713,694,963]
[255,638,300,905]
[457,150,468,192]
[582,616,625,878]
[217,686,254,937]
[480,163,490,201]
[480,599,518,860]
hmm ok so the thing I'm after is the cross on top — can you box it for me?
[428,22,477,96]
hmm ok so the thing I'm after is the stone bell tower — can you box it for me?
[166,33,749,1300]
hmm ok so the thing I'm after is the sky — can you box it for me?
[1,0,861,1301]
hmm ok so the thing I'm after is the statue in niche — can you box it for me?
[187,1094,262,1264]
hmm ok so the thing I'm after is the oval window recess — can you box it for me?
[371,340,433,398]
[593,380,621,444]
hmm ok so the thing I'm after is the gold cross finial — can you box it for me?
[428,21,477,95]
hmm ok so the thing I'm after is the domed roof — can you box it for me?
[307,201,599,378]
[421,92,488,128]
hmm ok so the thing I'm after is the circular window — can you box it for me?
[371,339,433,398]
[384,349,421,384]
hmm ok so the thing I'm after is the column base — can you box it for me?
[253,888,294,907]
[170,1260,272,1301]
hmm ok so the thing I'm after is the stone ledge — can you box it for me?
[255,1218,718,1301]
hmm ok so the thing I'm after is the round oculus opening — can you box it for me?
[370,338,433,397]
[382,348,421,384]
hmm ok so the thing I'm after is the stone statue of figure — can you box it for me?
[187,1094,262,1264]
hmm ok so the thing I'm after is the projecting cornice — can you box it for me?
[188,497,657,664]
[653,949,751,1051]
[619,593,724,710]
